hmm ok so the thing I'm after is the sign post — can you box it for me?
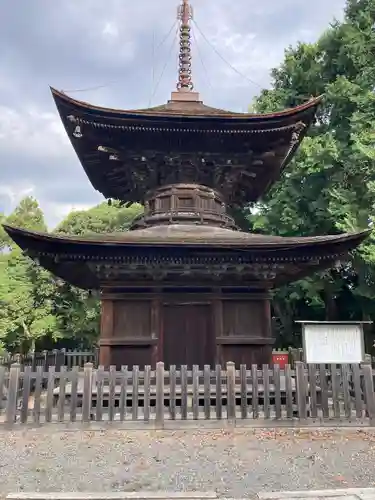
[295,321,371,364]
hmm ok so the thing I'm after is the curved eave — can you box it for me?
[51,87,323,126]
[51,88,322,206]
[3,224,370,254]
[4,224,370,290]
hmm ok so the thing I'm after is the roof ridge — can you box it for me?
[50,87,324,120]
[3,223,370,249]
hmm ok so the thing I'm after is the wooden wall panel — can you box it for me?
[163,303,214,368]
[113,300,151,338]
[221,344,272,367]
[100,300,114,339]
[222,300,264,337]
[98,290,275,368]
[109,346,152,368]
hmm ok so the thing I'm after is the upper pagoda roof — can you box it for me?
[51,88,322,208]
[52,87,322,120]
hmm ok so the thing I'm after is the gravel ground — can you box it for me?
[0,428,375,497]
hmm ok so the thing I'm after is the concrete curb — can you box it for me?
[6,494,218,500]
[257,489,375,500]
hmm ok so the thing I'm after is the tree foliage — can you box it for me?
[0,198,55,352]
[0,198,142,353]
[251,0,375,348]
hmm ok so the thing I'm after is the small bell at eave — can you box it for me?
[107,198,112,206]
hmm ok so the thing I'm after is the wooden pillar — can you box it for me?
[151,296,161,366]
[261,292,273,364]
[263,295,272,337]
[99,297,114,367]
[213,288,223,366]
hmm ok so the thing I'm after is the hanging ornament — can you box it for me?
[73,125,82,138]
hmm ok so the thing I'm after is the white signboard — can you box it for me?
[303,323,364,364]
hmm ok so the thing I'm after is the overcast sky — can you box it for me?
[0,0,347,228]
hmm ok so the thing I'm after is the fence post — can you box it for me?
[362,364,375,425]
[0,365,6,410]
[94,347,100,368]
[6,363,20,425]
[295,361,307,420]
[52,349,58,369]
[82,363,93,423]
[31,350,37,371]
[155,361,165,429]
[42,350,48,373]
[61,348,67,367]
[226,361,236,424]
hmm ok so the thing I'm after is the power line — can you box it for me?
[62,21,178,97]
[149,21,178,106]
[149,25,179,105]
[192,20,320,104]
[61,82,118,94]
[191,24,213,90]
[151,29,156,107]
[155,20,178,53]
[192,20,263,90]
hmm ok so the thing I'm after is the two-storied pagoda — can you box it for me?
[4,0,369,368]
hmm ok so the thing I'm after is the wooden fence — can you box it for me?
[1,347,368,371]
[0,349,98,371]
[0,361,375,428]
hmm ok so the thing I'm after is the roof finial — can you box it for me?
[170,0,200,103]
[177,0,193,92]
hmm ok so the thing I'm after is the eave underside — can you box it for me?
[68,124,305,207]
[3,224,369,290]
[33,254,343,290]
[52,89,320,207]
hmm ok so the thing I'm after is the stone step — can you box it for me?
[257,488,375,500]
[6,493,218,500]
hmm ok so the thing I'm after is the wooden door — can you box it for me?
[162,303,214,368]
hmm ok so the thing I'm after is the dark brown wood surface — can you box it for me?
[97,289,276,368]
[162,303,214,368]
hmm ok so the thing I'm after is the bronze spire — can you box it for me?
[170,0,201,102]
[177,0,193,91]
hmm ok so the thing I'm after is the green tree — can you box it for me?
[2,196,47,250]
[55,201,143,235]
[0,250,58,353]
[6,196,47,231]
[0,198,56,353]
[51,201,144,348]
[251,0,375,348]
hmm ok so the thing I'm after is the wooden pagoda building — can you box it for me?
[4,0,369,368]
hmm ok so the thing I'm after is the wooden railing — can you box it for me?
[0,361,375,427]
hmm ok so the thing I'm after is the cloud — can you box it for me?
[0,0,347,228]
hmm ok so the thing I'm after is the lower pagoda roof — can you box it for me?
[3,224,370,290]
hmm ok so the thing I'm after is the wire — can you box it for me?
[192,20,320,104]
[149,20,178,106]
[149,25,179,105]
[61,83,118,94]
[63,21,178,97]
[191,25,213,90]
[155,20,178,53]
[150,30,156,107]
[192,20,263,90]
